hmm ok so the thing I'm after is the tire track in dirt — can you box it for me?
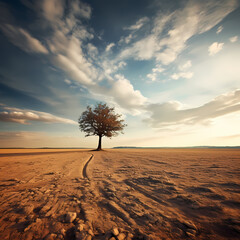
[125,179,169,206]
[82,154,94,179]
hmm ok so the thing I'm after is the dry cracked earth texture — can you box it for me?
[0,148,240,240]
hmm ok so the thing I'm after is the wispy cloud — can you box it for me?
[208,42,224,56]
[179,60,192,71]
[90,74,147,114]
[229,35,238,43]
[171,72,193,80]
[216,25,223,34]
[147,65,165,82]
[1,0,238,116]
[38,0,145,113]
[105,43,115,52]
[0,24,48,54]
[0,105,77,125]
[118,0,237,65]
[124,17,149,31]
[146,89,240,128]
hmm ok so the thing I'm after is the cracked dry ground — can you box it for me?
[0,149,240,240]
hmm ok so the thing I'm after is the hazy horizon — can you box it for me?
[0,0,240,148]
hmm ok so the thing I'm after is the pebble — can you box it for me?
[76,223,84,232]
[126,232,134,240]
[86,235,92,240]
[186,228,196,237]
[117,233,126,240]
[182,220,197,230]
[60,228,66,235]
[65,212,77,223]
[23,205,34,215]
[88,229,94,236]
[112,227,119,236]
[44,233,57,240]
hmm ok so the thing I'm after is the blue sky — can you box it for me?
[0,0,240,148]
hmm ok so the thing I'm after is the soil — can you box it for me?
[0,148,239,239]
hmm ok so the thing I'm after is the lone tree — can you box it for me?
[78,103,126,150]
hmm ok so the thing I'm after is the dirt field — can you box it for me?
[0,148,239,240]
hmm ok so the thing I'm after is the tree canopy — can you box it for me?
[78,103,126,150]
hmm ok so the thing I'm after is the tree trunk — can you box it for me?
[97,135,102,150]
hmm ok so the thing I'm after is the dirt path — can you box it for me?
[82,154,94,179]
[0,149,239,240]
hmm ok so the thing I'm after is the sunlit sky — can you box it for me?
[0,0,240,148]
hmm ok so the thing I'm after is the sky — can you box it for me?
[0,0,240,148]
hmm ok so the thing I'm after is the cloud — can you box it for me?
[105,43,115,52]
[42,0,65,22]
[120,35,159,60]
[118,0,237,65]
[91,75,147,114]
[64,79,71,85]
[147,73,157,82]
[0,24,48,54]
[42,0,91,22]
[0,105,77,125]
[208,42,224,56]
[125,17,149,31]
[171,72,193,80]
[216,25,223,34]
[119,33,134,45]
[111,75,147,109]
[55,53,94,85]
[145,89,240,128]
[179,60,192,71]
[146,65,165,82]
[170,60,193,80]
[217,134,240,140]
[229,36,238,43]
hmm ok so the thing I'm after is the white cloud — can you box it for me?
[70,0,91,19]
[152,66,165,73]
[171,72,194,80]
[105,43,115,52]
[208,42,224,56]
[229,35,238,43]
[42,0,65,22]
[64,79,71,85]
[118,0,237,65]
[39,0,146,113]
[0,105,77,125]
[112,75,147,108]
[87,43,98,59]
[91,74,147,114]
[55,53,94,85]
[125,17,149,31]
[147,73,157,82]
[120,35,159,60]
[146,89,240,128]
[216,25,223,34]
[0,24,48,54]
[119,33,134,45]
[147,65,165,82]
[179,60,192,71]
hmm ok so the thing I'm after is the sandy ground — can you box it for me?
[0,148,239,240]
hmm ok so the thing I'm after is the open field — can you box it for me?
[0,149,239,240]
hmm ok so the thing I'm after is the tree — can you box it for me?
[78,103,126,150]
